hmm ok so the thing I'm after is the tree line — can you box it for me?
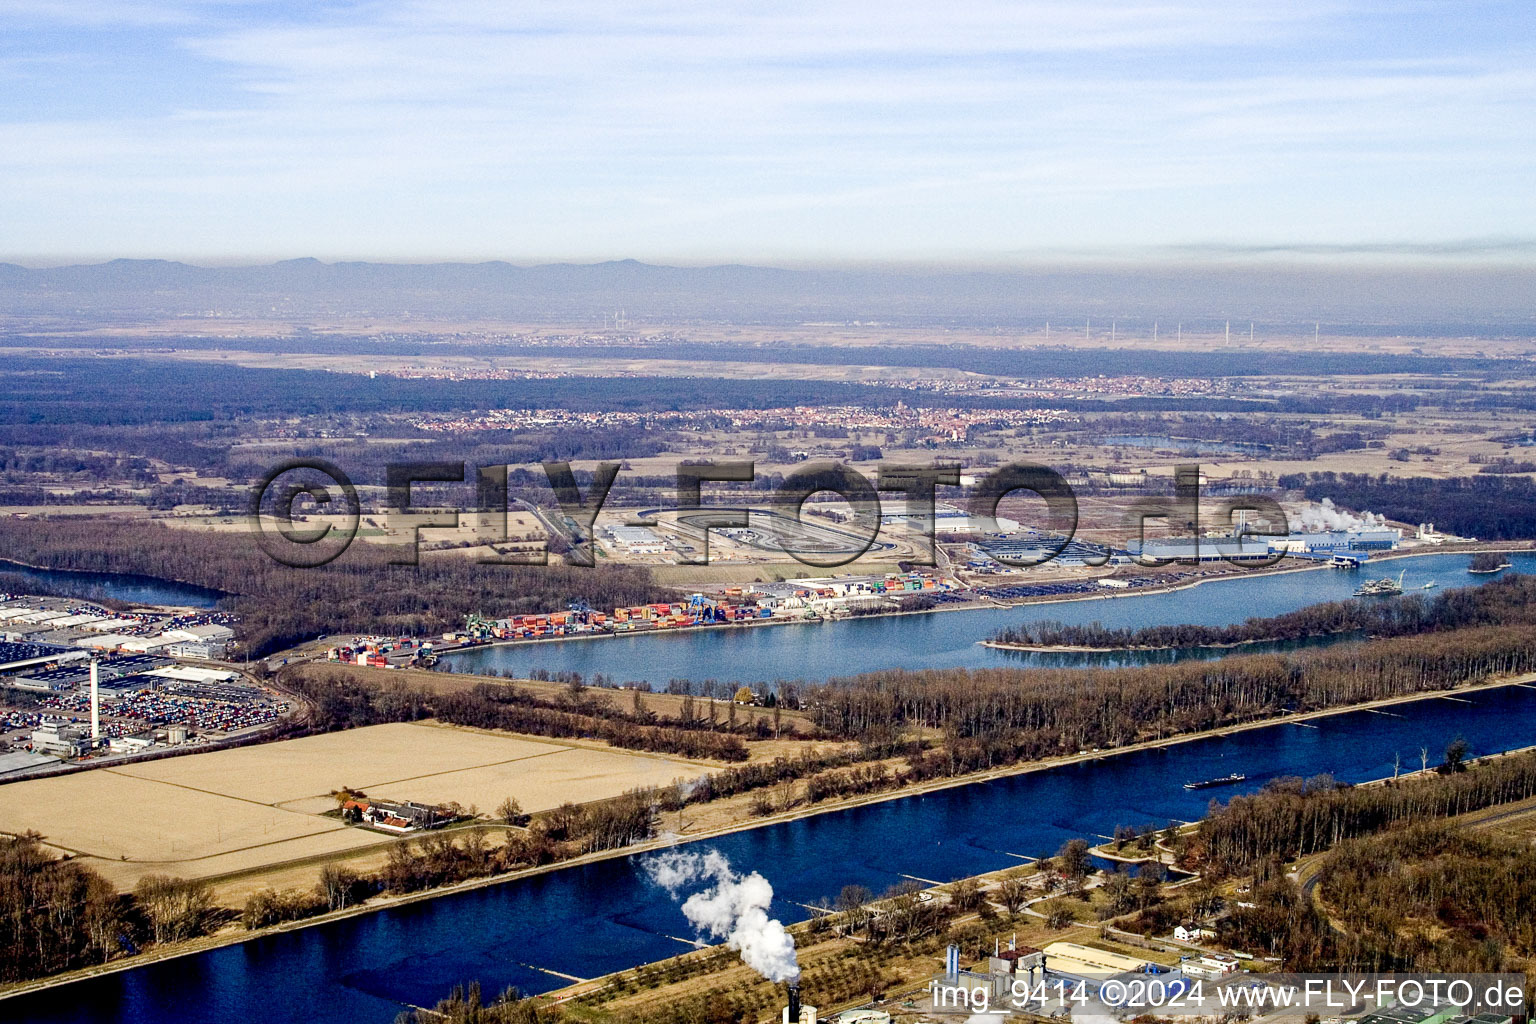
[805,622,1536,762]
[991,573,1536,650]
[288,669,751,761]
[1194,747,1536,874]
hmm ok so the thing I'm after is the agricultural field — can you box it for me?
[0,721,711,890]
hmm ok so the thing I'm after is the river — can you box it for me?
[441,551,1536,685]
[0,559,225,608]
[9,682,1536,1024]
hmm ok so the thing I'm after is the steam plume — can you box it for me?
[642,848,800,983]
[1295,498,1386,533]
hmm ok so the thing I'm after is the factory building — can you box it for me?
[880,501,1021,535]
[166,624,235,644]
[30,718,92,757]
[1269,528,1402,556]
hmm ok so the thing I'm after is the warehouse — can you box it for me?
[605,525,668,554]
[0,640,91,676]
[1040,941,1152,980]
[1129,537,1275,564]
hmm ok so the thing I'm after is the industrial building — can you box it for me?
[880,500,1021,535]
[605,525,668,554]
[30,717,91,757]
[1129,537,1277,564]
[160,623,235,659]
[0,640,90,676]
[1040,941,1152,979]
[1270,528,1402,556]
[1358,1004,1512,1024]
[1128,525,1403,566]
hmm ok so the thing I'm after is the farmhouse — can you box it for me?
[344,798,449,833]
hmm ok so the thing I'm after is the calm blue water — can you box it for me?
[10,683,1536,1024]
[0,559,225,608]
[1099,434,1271,455]
[442,552,1536,685]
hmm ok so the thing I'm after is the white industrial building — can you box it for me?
[31,718,91,757]
[606,525,668,554]
[147,665,240,685]
[880,500,1021,534]
[166,640,230,660]
[75,633,138,651]
[119,636,177,654]
[1268,528,1402,555]
[164,624,236,645]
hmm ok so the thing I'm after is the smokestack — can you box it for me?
[785,985,800,1024]
[89,660,100,743]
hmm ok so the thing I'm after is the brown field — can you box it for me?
[0,721,712,890]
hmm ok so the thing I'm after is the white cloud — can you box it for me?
[0,0,1533,260]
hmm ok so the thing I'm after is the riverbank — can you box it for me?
[979,632,1354,654]
[433,544,1529,670]
[7,671,1533,1004]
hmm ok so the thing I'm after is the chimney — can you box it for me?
[784,985,805,1024]
[89,660,100,743]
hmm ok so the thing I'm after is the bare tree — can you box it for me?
[134,874,213,944]
[997,876,1029,914]
[318,864,362,911]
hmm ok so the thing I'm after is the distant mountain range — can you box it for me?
[1,257,1532,330]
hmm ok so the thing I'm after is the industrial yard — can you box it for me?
[0,594,287,783]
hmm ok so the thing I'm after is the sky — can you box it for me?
[2,1,1535,265]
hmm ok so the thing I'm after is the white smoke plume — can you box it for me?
[642,848,800,984]
[1294,498,1386,533]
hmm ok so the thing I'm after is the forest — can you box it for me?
[805,622,1536,765]
[990,573,1536,650]
[1195,748,1536,872]
[1282,470,1536,541]
[1317,822,1536,970]
[0,832,124,983]
[0,517,669,656]
[1191,754,1536,973]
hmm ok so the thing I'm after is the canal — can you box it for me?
[9,681,1536,1024]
